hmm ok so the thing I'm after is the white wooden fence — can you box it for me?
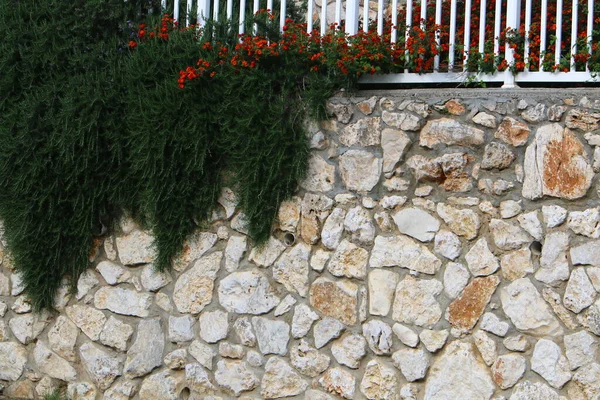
[161,0,598,87]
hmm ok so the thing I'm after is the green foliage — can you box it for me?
[42,389,65,400]
[0,0,337,310]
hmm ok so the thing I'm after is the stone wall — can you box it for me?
[2,89,600,399]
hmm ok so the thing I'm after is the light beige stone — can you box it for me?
[491,354,526,389]
[94,286,152,317]
[368,269,399,316]
[260,357,308,399]
[424,341,494,400]
[419,118,485,148]
[309,277,358,325]
[339,150,382,192]
[381,128,411,173]
[300,155,335,192]
[370,235,441,274]
[66,305,106,341]
[273,242,310,296]
[116,229,156,265]
[319,368,356,399]
[327,239,368,279]
[436,203,480,240]
[502,278,563,336]
[392,275,443,327]
[360,359,400,399]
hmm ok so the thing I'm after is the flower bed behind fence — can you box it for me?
[158,0,600,85]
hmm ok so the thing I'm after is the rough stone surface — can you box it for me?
[495,116,531,146]
[290,339,330,377]
[66,305,106,341]
[381,128,411,173]
[491,354,527,389]
[393,348,430,382]
[419,118,485,148]
[327,239,368,279]
[339,150,382,192]
[436,203,481,240]
[465,238,500,276]
[116,230,156,265]
[368,269,399,316]
[218,269,280,314]
[392,275,443,327]
[362,319,393,355]
[489,219,531,250]
[370,235,442,274]
[261,357,308,399]
[434,230,462,260]
[34,340,77,382]
[331,333,367,368]
[564,330,598,370]
[501,248,535,281]
[124,318,164,378]
[424,341,494,400]
[319,367,356,399]
[314,317,345,349]
[215,360,258,396]
[94,286,152,317]
[0,342,28,381]
[563,267,596,313]
[531,339,572,389]
[523,123,594,200]
[360,359,400,399]
[501,278,563,336]
[6,94,600,400]
[252,317,290,356]
[301,155,336,192]
[79,342,122,390]
[447,275,500,331]
[309,278,358,325]
[535,231,570,285]
[199,310,229,343]
[137,370,181,400]
[100,316,133,351]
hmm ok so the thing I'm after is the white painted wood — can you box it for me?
[363,0,369,33]
[540,0,547,69]
[570,0,578,70]
[464,0,472,66]
[280,0,287,31]
[588,0,594,71]
[524,0,531,70]
[321,0,327,34]
[434,0,442,70]
[377,0,384,35]
[494,0,502,56]
[346,0,360,34]
[478,0,487,54]
[449,0,457,68]
[239,0,246,34]
[555,0,563,66]
[391,0,398,43]
[307,0,314,33]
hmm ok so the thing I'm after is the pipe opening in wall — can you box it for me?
[283,232,296,246]
[178,388,191,400]
[530,241,543,255]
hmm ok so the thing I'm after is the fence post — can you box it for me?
[502,0,519,87]
[345,0,360,35]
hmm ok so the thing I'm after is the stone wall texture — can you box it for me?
[2,89,600,399]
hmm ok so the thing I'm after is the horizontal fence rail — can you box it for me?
[161,0,599,86]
